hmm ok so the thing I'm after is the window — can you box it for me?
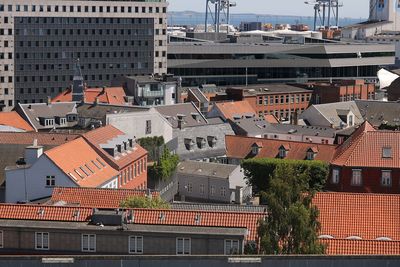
[252,146,259,155]
[306,151,316,160]
[351,169,362,186]
[35,232,49,250]
[220,187,226,197]
[0,230,3,248]
[381,170,392,187]
[129,236,143,254]
[82,234,96,252]
[186,183,193,193]
[210,185,215,196]
[176,238,191,255]
[383,147,392,158]
[279,148,288,158]
[332,169,340,184]
[225,240,240,255]
[200,184,205,195]
[145,120,151,134]
[46,175,55,187]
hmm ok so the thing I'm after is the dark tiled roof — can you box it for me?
[356,100,400,127]
[155,103,208,128]
[176,161,238,179]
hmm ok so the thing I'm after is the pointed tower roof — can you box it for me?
[73,58,83,81]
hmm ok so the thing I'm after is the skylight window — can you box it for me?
[382,147,392,158]
[80,166,90,176]
[75,169,85,179]
[97,158,106,167]
[91,160,101,170]
[85,164,95,174]
[68,172,78,181]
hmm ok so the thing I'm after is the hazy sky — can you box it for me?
[167,0,368,18]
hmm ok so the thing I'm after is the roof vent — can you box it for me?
[194,214,201,224]
[346,236,362,240]
[37,208,45,217]
[376,237,392,241]
[159,212,165,221]
[318,235,334,239]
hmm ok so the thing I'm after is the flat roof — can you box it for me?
[228,84,312,96]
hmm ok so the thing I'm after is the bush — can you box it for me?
[120,195,170,209]
[138,136,165,162]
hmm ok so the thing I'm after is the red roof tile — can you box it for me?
[215,101,256,120]
[226,135,336,162]
[45,138,119,187]
[0,112,34,132]
[83,125,147,170]
[52,87,126,105]
[50,187,158,208]
[332,121,400,168]
[313,192,400,241]
[0,132,80,145]
[0,204,92,222]
[322,239,400,255]
[126,209,265,241]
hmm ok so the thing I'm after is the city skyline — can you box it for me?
[168,0,369,19]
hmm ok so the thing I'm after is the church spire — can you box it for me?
[72,59,85,102]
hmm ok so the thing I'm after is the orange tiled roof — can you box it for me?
[215,101,256,120]
[125,208,265,241]
[225,135,336,162]
[0,111,34,132]
[50,187,158,208]
[83,125,147,170]
[0,132,80,145]
[313,192,400,241]
[0,204,92,222]
[45,137,119,187]
[322,239,400,255]
[52,87,126,105]
[332,121,400,168]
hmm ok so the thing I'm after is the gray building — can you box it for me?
[176,161,251,204]
[239,22,262,32]
[168,42,395,86]
[0,0,167,109]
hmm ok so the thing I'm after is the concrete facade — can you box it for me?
[0,0,167,109]
[106,108,173,142]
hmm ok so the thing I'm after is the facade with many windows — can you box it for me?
[0,0,167,109]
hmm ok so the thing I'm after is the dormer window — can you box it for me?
[383,147,392,158]
[207,136,217,148]
[184,138,195,151]
[116,144,122,153]
[128,138,134,148]
[306,148,318,160]
[251,143,262,155]
[279,146,289,159]
[45,119,55,126]
[196,137,206,149]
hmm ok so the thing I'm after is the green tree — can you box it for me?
[120,195,170,209]
[149,145,179,181]
[257,163,325,254]
[137,136,165,162]
[241,158,328,193]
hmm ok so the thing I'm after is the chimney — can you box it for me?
[72,59,85,103]
[46,96,52,105]
[94,97,99,105]
[101,86,106,95]
[24,139,43,165]
[177,114,186,129]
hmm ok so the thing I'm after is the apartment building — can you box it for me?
[0,0,167,109]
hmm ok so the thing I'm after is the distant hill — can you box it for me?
[168,11,365,28]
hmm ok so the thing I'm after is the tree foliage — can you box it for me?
[120,195,170,209]
[257,163,325,254]
[137,136,165,162]
[149,145,179,181]
[241,158,329,193]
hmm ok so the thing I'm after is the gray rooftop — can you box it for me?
[176,161,238,179]
[171,202,266,213]
[229,84,312,96]
[188,88,209,104]
[155,103,208,129]
[77,103,149,122]
[355,100,400,127]
[17,102,77,130]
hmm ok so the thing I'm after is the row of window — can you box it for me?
[15,28,154,37]
[257,94,311,106]
[258,108,305,120]
[0,231,239,255]
[184,136,218,151]
[338,92,375,102]
[0,4,166,14]
[332,169,393,187]
[119,158,147,187]
[16,51,155,60]
[185,183,227,197]
[17,39,165,48]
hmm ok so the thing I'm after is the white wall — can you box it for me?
[5,155,77,203]
[106,108,173,142]
[164,84,177,105]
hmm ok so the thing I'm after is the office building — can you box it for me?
[0,0,167,110]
